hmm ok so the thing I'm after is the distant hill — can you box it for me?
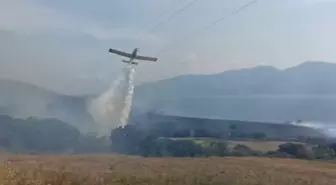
[0,79,93,132]
[135,61,336,97]
[129,112,327,139]
[133,61,336,123]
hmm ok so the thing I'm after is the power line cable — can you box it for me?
[211,0,258,26]
[135,1,182,40]
[155,0,258,55]
[140,0,200,39]
[156,2,181,21]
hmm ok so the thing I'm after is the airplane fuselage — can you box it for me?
[109,47,157,65]
[130,48,139,60]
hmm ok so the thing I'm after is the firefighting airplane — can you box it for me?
[108,48,158,65]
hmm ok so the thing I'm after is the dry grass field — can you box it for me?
[0,155,336,185]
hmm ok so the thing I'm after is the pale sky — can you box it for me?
[0,0,336,95]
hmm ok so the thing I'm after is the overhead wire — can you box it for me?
[140,0,201,39]
[211,0,258,26]
[135,1,182,41]
[156,2,181,21]
[155,0,258,56]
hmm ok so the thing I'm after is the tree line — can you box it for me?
[1,114,336,160]
[110,125,336,160]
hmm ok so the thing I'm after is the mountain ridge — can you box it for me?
[135,61,336,98]
[133,61,336,122]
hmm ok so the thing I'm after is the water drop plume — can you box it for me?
[88,65,136,136]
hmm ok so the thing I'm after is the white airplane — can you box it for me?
[109,48,158,65]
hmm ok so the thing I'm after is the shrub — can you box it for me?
[110,125,147,155]
[265,151,295,158]
[202,141,229,157]
[312,146,336,160]
[231,144,256,157]
[278,143,315,160]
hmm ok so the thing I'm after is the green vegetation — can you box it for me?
[110,125,336,160]
[277,142,315,159]
[2,114,336,161]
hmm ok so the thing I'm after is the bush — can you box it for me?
[110,125,147,155]
[265,151,295,158]
[312,146,336,160]
[166,139,204,157]
[202,141,229,157]
[278,143,315,160]
[230,144,258,157]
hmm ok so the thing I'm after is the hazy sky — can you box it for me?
[0,0,336,95]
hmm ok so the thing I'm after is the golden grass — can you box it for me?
[1,155,336,185]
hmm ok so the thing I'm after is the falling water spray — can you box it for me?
[88,65,136,136]
[120,66,135,127]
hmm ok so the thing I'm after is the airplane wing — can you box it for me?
[109,48,132,58]
[135,55,158,62]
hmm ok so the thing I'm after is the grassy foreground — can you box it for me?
[0,155,336,185]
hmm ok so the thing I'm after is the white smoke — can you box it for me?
[289,121,336,138]
[88,65,136,136]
